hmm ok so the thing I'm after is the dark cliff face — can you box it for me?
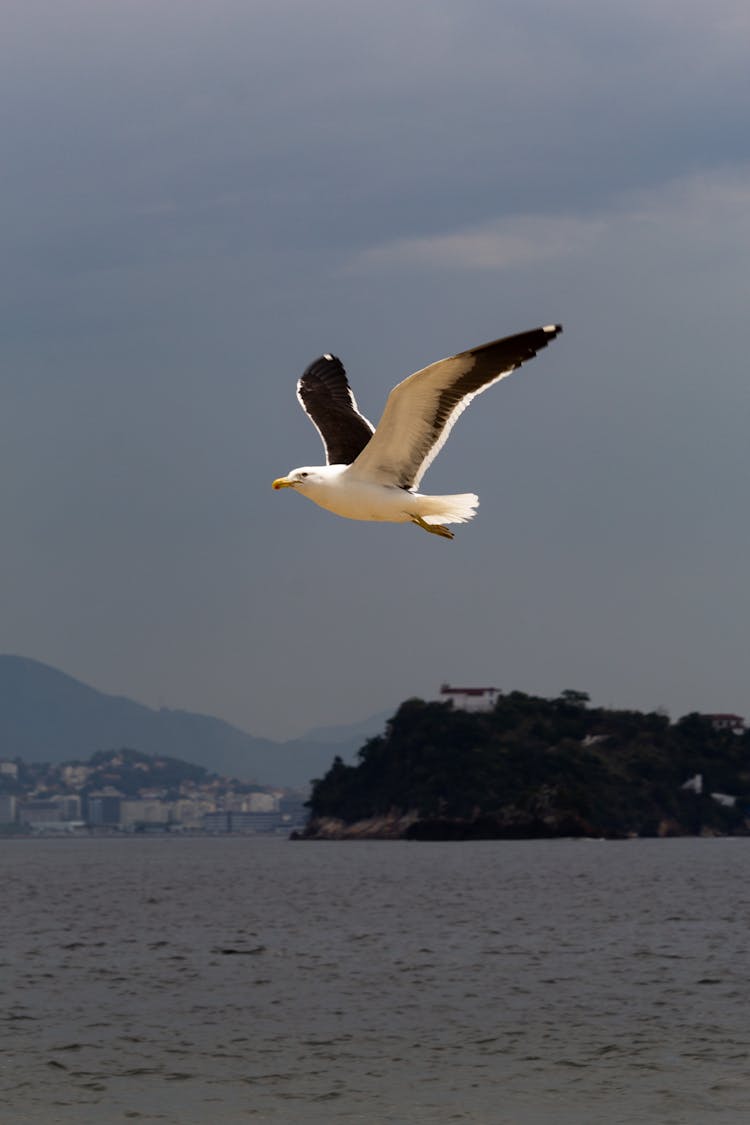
[303,695,750,840]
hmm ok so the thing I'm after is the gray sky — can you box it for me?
[2,0,749,739]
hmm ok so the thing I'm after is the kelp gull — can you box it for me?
[272,324,562,539]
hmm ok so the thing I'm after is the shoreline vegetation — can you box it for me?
[296,692,750,841]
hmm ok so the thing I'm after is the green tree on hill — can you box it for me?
[307,694,750,839]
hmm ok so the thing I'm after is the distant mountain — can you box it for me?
[302,711,393,745]
[0,655,387,787]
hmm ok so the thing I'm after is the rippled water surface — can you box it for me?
[3,836,750,1124]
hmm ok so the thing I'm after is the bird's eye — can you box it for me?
[300,472,309,478]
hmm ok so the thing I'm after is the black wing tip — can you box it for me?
[466,323,563,364]
[300,353,345,382]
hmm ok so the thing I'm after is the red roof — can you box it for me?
[440,684,499,696]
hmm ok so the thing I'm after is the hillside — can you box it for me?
[0,655,385,787]
[302,692,750,839]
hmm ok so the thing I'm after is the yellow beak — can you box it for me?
[272,477,295,490]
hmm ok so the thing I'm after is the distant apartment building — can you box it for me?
[171,798,213,829]
[0,794,16,824]
[203,809,284,833]
[232,810,283,832]
[18,799,60,827]
[439,683,500,712]
[203,811,231,832]
[87,792,122,826]
[17,794,82,829]
[0,760,19,779]
[243,792,279,813]
[119,799,171,829]
[54,795,82,821]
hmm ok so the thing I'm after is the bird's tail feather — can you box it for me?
[417,493,479,525]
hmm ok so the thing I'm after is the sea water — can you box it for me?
[2,836,749,1124]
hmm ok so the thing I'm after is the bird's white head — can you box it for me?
[272,465,339,494]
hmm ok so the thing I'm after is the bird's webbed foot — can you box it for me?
[410,515,454,540]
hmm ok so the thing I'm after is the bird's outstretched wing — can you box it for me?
[296,354,375,465]
[348,325,562,489]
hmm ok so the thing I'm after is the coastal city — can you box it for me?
[0,748,309,835]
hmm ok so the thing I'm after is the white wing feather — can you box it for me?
[348,355,515,489]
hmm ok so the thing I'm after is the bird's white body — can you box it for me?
[283,464,478,525]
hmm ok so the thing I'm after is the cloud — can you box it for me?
[354,215,607,272]
[352,165,750,273]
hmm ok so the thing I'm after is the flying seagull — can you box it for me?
[273,324,562,540]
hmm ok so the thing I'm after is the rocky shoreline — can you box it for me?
[293,811,737,841]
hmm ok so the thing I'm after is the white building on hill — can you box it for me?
[439,683,500,712]
[704,713,745,735]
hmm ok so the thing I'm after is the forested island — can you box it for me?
[299,692,750,840]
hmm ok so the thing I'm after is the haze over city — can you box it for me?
[2,0,749,740]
